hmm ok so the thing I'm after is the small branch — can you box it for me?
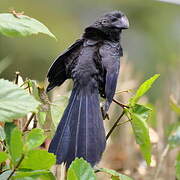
[7,154,24,180]
[115,89,134,94]
[23,113,35,132]
[0,169,9,174]
[117,119,132,126]
[27,81,32,94]
[154,144,170,180]
[112,98,129,109]
[94,169,100,173]
[44,129,51,132]
[33,115,37,129]
[106,110,125,140]
[15,72,20,85]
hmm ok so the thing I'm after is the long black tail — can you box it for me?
[48,86,106,168]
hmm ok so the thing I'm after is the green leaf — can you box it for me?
[0,126,5,141]
[99,168,133,180]
[130,74,160,105]
[169,96,180,116]
[50,96,69,128]
[5,123,23,166]
[111,176,119,180]
[0,151,8,163]
[37,111,47,126]
[25,128,46,151]
[176,153,180,180]
[145,103,157,128]
[168,126,180,148]
[0,13,56,39]
[67,158,96,180]
[13,169,55,180]
[129,104,152,165]
[20,149,56,170]
[9,127,23,166]
[27,80,41,102]
[0,170,13,179]
[38,172,56,180]
[0,79,40,122]
[4,122,16,145]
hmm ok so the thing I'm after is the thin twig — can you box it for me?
[94,169,100,173]
[0,169,9,174]
[106,110,125,140]
[15,72,20,85]
[154,144,170,180]
[115,89,134,94]
[22,113,35,132]
[112,98,129,109]
[33,115,37,129]
[117,119,132,126]
[27,81,32,94]
[7,154,24,180]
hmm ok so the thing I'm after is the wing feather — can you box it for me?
[46,39,84,92]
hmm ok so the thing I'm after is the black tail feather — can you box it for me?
[48,87,106,168]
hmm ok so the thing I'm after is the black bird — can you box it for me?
[47,11,129,168]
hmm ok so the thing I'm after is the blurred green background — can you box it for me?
[0,0,180,100]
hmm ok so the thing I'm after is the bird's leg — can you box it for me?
[100,102,110,120]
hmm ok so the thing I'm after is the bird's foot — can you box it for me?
[101,106,109,120]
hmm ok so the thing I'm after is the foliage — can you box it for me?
[124,74,160,165]
[127,104,152,165]
[0,12,57,179]
[98,168,133,180]
[67,158,133,180]
[24,128,46,151]
[0,13,56,39]
[67,158,96,180]
[0,123,56,179]
[0,79,40,122]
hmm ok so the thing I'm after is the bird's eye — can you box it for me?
[102,19,108,24]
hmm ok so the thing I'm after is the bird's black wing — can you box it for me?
[99,42,121,113]
[47,39,84,92]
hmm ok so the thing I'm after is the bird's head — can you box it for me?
[84,11,129,41]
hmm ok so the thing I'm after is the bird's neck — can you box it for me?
[83,27,121,42]
[105,29,121,42]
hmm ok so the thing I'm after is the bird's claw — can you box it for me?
[101,106,109,120]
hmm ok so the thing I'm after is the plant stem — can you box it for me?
[106,110,125,140]
[154,144,170,180]
[117,119,132,126]
[7,154,24,180]
[27,80,32,94]
[33,115,37,128]
[23,113,35,132]
[115,89,134,94]
[112,98,129,109]
[15,72,20,85]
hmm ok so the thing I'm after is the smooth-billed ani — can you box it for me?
[47,11,129,168]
